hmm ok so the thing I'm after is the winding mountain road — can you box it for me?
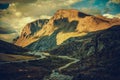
[57,56,79,71]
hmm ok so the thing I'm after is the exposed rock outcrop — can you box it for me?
[15,19,49,47]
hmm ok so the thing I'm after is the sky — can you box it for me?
[0,0,120,42]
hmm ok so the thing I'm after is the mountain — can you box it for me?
[1,25,120,80]
[0,40,28,54]
[49,25,120,59]
[1,9,120,80]
[14,9,120,51]
[51,25,120,80]
[14,19,49,47]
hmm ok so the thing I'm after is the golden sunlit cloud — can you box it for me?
[103,13,120,18]
[15,12,22,17]
[0,33,18,42]
[80,7,101,15]
[109,0,120,4]
[39,15,51,19]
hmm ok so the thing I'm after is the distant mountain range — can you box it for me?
[14,9,120,51]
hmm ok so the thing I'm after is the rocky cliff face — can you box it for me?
[14,9,120,51]
[15,19,49,47]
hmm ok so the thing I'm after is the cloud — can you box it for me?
[103,13,120,18]
[0,0,80,30]
[0,33,18,42]
[80,7,101,15]
[106,0,120,14]
[39,15,51,19]
[109,0,120,4]
[0,3,9,9]
[0,22,16,34]
[0,0,37,3]
[0,0,80,42]
[0,27,16,34]
[11,0,80,17]
[1,17,37,34]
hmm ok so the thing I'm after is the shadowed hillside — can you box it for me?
[49,25,120,80]
[0,40,28,54]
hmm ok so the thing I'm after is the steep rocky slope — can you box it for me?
[14,9,120,51]
[14,19,49,47]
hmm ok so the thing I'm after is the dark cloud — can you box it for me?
[0,3,9,9]
[0,0,37,4]
[103,7,111,13]
[0,33,18,42]
[0,22,16,34]
[0,27,16,34]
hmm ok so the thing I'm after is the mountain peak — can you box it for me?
[14,9,120,48]
[52,9,90,21]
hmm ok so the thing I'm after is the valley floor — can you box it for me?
[0,52,76,80]
[0,53,36,62]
